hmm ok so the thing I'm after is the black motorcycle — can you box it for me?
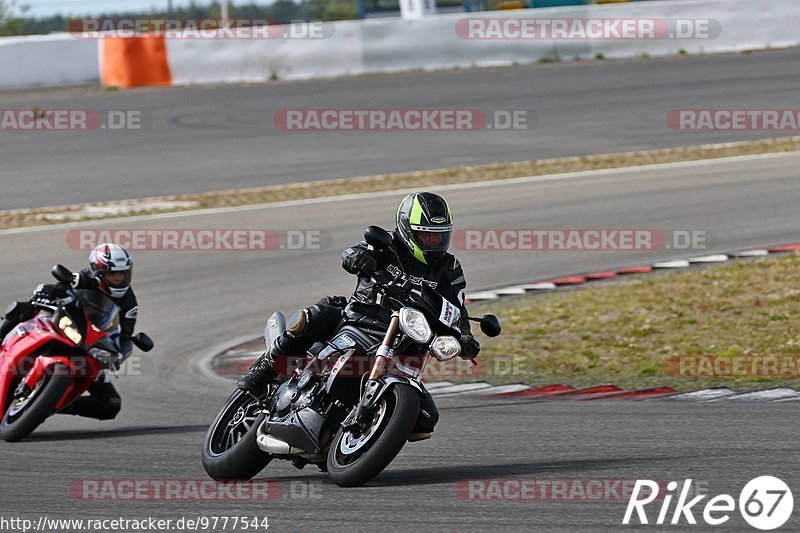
[201,226,501,487]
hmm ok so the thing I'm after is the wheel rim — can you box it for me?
[338,401,388,456]
[6,375,46,420]
[332,393,396,467]
[207,391,263,456]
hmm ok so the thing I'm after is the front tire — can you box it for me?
[202,389,272,480]
[327,384,420,487]
[0,366,70,442]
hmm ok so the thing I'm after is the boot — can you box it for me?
[237,350,280,396]
[0,317,16,341]
[0,301,34,341]
[237,308,312,396]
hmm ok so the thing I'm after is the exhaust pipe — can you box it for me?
[256,421,303,455]
[257,435,304,455]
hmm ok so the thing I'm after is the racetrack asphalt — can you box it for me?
[1,48,800,210]
[1,152,799,531]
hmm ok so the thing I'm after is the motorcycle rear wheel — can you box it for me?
[202,389,272,480]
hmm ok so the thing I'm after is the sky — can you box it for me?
[17,0,254,19]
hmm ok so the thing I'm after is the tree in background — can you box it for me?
[0,0,29,35]
[0,0,361,36]
[306,0,358,21]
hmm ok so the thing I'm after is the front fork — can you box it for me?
[369,313,400,380]
[346,314,426,433]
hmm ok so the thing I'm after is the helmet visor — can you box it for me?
[411,225,452,254]
[103,269,132,289]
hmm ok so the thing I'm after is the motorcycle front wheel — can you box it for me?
[327,384,420,487]
[0,365,70,442]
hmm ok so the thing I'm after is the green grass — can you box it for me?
[466,253,800,390]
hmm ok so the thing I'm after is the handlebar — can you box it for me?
[371,270,415,308]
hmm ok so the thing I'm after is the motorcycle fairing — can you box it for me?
[0,314,104,416]
[0,317,63,415]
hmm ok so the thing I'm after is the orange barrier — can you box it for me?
[100,35,172,89]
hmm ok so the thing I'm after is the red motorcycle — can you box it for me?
[0,265,153,442]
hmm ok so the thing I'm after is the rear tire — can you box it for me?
[327,384,419,487]
[0,366,70,442]
[202,389,272,480]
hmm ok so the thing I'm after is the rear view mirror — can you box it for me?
[480,315,502,337]
[51,264,73,285]
[364,225,393,251]
[132,332,154,352]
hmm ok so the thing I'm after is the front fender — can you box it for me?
[22,355,100,411]
[369,376,425,404]
[22,354,99,387]
[22,356,73,389]
[343,376,424,429]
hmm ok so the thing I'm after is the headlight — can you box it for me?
[399,308,432,343]
[58,316,82,344]
[430,336,461,361]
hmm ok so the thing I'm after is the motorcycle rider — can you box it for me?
[0,243,138,421]
[237,192,481,440]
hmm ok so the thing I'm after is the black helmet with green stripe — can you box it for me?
[396,192,453,265]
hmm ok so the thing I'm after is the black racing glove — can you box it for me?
[93,350,123,371]
[342,248,378,278]
[31,284,61,306]
[459,334,481,359]
[318,295,348,308]
[381,280,409,302]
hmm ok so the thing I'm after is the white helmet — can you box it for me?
[89,243,133,299]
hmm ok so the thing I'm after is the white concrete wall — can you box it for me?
[168,0,800,86]
[1,0,798,89]
[0,32,99,89]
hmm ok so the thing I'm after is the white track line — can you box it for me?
[473,384,531,395]
[430,382,492,396]
[773,395,800,403]
[519,282,558,290]
[652,260,691,268]
[193,333,265,385]
[721,388,800,402]
[216,351,263,362]
[667,388,737,400]
[688,254,729,263]
[423,381,455,390]
[732,249,770,257]
[465,291,500,301]
[493,287,528,295]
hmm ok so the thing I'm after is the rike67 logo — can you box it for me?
[623,477,793,530]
